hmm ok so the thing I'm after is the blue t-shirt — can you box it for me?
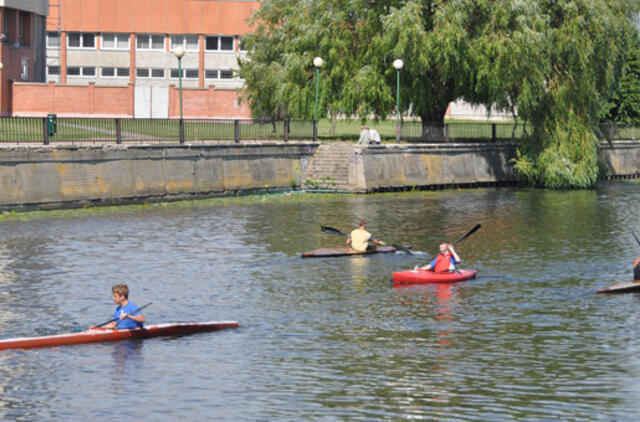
[114,301,143,329]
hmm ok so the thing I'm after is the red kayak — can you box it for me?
[393,269,477,286]
[0,321,239,351]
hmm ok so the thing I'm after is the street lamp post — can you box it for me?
[173,46,185,120]
[393,59,403,142]
[313,56,323,142]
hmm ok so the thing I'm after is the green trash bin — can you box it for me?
[46,114,57,137]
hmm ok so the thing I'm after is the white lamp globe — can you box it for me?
[173,46,185,59]
[393,59,404,70]
[313,57,324,68]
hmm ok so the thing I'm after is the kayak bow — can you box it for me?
[0,321,239,351]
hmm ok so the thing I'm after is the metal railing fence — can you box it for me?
[0,116,637,145]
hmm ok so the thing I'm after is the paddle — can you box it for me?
[415,224,481,269]
[452,224,482,246]
[321,225,413,255]
[633,231,640,247]
[93,302,152,328]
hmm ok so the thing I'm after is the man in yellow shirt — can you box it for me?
[346,219,385,252]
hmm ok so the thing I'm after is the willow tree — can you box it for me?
[239,0,639,188]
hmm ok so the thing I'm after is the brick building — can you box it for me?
[0,0,48,116]
[5,0,259,118]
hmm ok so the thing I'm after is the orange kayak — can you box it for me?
[0,321,239,351]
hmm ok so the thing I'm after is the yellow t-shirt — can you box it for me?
[350,228,372,252]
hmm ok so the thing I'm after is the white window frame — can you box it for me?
[101,33,130,50]
[136,33,165,51]
[170,34,199,52]
[170,68,198,79]
[136,68,165,79]
[67,66,95,77]
[219,69,234,79]
[204,69,219,79]
[205,36,219,51]
[47,65,61,76]
[67,32,96,49]
[101,67,130,78]
[219,36,235,52]
[46,31,60,49]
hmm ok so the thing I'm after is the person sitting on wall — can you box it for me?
[358,126,372,145]
[369,127,381,145]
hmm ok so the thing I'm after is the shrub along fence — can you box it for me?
[0,116,636,144]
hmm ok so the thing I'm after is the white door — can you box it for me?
[134,86,151,118]
[151,87,169,118]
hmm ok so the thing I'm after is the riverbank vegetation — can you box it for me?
[239,0,640,188]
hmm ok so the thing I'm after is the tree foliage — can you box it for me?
[239,0,640,188]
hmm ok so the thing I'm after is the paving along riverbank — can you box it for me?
[0,141,638,210]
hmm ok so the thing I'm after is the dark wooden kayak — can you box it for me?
[597,280,640,294]
[301,246,398,258]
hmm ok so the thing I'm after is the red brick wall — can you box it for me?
[12,82,251,118]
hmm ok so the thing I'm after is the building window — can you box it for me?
[18,11,32,47]
[239,36,247,52]
[220,36,234,51]
[137,68,165,79]
[220,70,234,79]
[170,68,198,79]
[205,36,218,51]
[67,66,96,77]
[102,33,129,50]
[68,32,96,49]
[205,70,218,79]
[137,34,164,50]
[102,67,129,78]
[47,66,61,76]
[46,32,61,48]
[171,35,198,51]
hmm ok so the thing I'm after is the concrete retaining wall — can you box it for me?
[0,140,638,210]
[0,143,318,210]
[348,143,517,191]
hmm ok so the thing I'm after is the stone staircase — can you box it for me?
[303,143,355,191]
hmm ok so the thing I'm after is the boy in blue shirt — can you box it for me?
[92,284,145,330]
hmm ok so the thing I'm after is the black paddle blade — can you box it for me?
[321,226,347,236]
[633,231,640,247]
[391,244,413,255]
[453,224,481,246]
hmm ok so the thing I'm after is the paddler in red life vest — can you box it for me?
[634,258,640,281]
[414,243,461,273]
[346,219,385,252]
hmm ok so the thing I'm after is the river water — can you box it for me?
[0,184,640,421]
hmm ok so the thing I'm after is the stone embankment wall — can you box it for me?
[0,143,317,210]
[346,143,517,192]
[0,140,638,210]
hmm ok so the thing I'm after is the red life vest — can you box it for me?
[434,253,453,273]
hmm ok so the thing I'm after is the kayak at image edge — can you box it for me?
[392,269,477,286]
[597,280,640,294]
[0,321,239,351]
